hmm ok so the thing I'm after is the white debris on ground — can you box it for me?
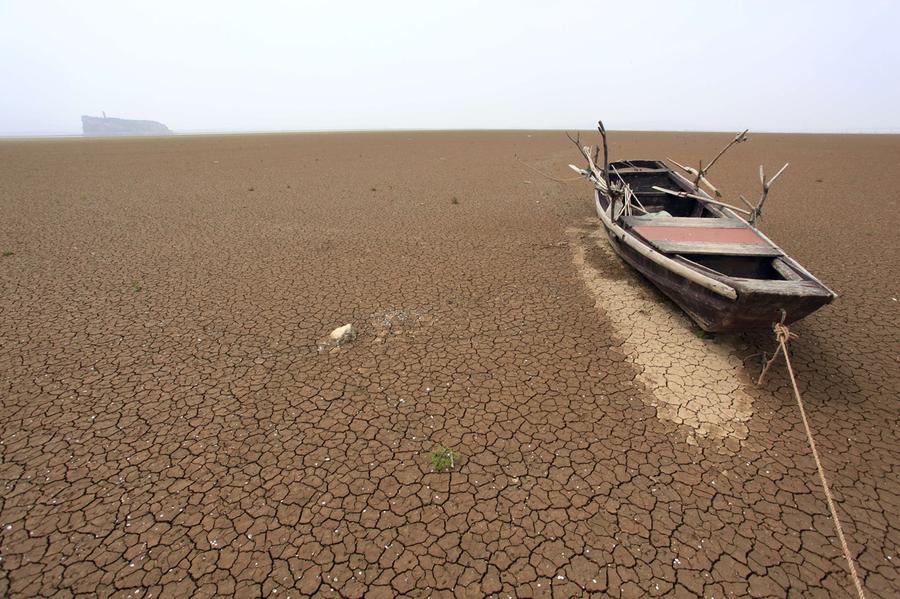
[330,323,357,345]
[317,323,358,353]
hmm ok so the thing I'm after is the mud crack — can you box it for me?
[567,220,753,445]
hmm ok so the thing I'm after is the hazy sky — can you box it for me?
[2,0,898,135]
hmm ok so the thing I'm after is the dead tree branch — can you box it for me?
[565,131,589,165]
[668,129,748,197]
[566,130,608,192]
[651,186,752,216]
[748,162,789,225]
[705,129,749,174]
[597,121,611,193]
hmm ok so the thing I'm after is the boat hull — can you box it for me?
[602,228,833,332]
[592,190,834,333]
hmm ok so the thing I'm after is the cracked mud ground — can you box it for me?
[1,132,897,597]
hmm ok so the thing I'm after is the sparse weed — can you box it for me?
[1,250,13,257]
[430,445,458,472]
[450,196,459,205]
[132,280,142,292]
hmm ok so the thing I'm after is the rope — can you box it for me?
[759,321,867,599]
[513,155,583,183]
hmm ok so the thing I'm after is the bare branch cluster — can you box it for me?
[566,122,616,194]
[741,162,789,225]
[666,129,748,198]
[569,121,791,228]
[665,129,790,226]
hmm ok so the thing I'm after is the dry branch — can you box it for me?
[705,129,749,174]
[651,186,752,217]
[596,121,611,193]
[566,131,612,196]
[749,162,789,225]
[667,129,748,197]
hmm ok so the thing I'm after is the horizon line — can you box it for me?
[3,125,900,140]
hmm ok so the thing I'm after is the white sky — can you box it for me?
[1,0,898,135]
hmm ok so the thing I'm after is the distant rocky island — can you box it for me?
[81,114,173,136]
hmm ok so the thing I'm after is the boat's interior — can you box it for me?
[680,254,801,280]
[604,160,806,282]
[607,160,720,218]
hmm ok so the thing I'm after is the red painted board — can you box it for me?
[632,225,768,245]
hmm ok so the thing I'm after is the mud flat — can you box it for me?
[0,131,897,596]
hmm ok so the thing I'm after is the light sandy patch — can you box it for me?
[567,220,753,446]
[369,307,432,340]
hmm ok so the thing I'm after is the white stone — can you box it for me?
[329,323,357,345]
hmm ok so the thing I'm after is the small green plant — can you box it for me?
[693,328,713,339]
[1,250,13,257]
[450,196,459,205]
[430,445,458,472]
[132,280,142,292]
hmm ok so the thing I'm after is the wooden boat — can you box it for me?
[570,130,836,333]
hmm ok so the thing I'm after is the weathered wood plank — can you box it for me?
[611,168,670,174]
[734,278,834,297]
[649,240,783,256]
[633,225,768,245]
[622,216,746,229]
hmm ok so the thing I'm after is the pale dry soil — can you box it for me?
[0,131,897,597]
[567,223,754,447]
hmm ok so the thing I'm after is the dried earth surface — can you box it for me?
[1,131,897,597]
